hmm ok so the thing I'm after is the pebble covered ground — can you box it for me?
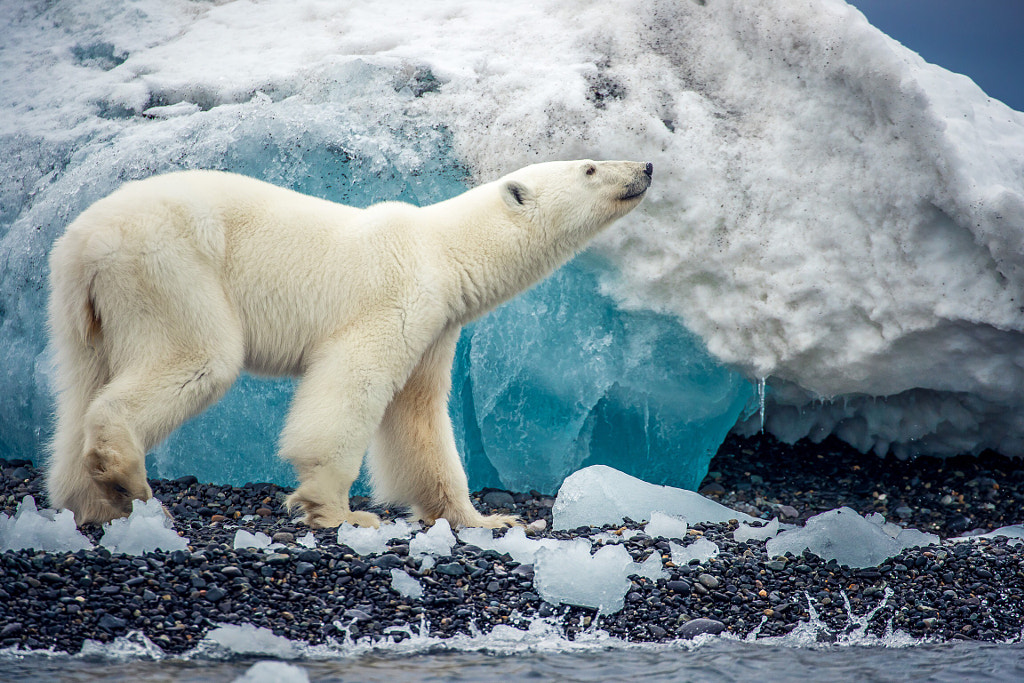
[1,433,1022,654]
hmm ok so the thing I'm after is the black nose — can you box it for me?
[644,162,653,178]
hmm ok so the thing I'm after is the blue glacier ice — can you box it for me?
[3,0,1024,499]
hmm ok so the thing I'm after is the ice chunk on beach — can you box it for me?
[206,624,298,658]
[734,518,782,543]
[390,568,424,599]
[0,496,92,552]
[534,541,633,613]
[336,519,415,556]
[766,507,939,568]
[409,518,456,558]
[233,530,278,551]
[99,498,188,554]
[957,524,1024,546]
[553,465,754,530]
[458,525,562,565]
[644,512,689,540]
[635,551,668,581]
[234,662,310,683]
[670,538,721,566]
[534,538,666,612]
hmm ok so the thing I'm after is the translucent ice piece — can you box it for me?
[0,496,92,553]
[766,507,938,568]
[99,498,188,555]
[552,465,754,530]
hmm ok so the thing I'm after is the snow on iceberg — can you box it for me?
[552,465,754,530]
[3,0,1024,498]
[765,507,939,568]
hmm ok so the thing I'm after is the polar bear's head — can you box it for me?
[499,159,652,243]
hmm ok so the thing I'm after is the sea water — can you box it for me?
[3,620,1022,682]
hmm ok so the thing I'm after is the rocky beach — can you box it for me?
[1,433,1022,655]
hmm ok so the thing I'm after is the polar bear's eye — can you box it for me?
[585,165,596,176]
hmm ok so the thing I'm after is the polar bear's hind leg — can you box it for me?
[49,238,244,524]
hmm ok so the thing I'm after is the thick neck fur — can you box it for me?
[422,182,597,325]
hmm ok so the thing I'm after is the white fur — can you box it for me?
[45,160,651,527]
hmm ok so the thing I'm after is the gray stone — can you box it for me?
[678,618,726,639]
[697,573,720,589]
[435,562,466,576]
[482,491,516,507]
[205,586,227,602]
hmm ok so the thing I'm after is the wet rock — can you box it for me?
[679,618,726,638]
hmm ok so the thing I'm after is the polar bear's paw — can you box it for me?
[285,491,381,529]
[476,513,520,529]
[446,511,519,529]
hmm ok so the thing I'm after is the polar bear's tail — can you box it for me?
[45,226,116,521]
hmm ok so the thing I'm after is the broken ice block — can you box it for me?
[552,465,755,530]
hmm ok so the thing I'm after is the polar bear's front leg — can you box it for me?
[280,331,418,529]
[368,326,517,529]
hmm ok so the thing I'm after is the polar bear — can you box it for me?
[46,159,652,528]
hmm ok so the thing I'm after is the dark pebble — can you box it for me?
[435,562,466,577]
[205,587,227,602]
[679,618,726,638]
[98,615,127,631]
[482,491,516,507]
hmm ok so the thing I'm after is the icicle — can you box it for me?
[758,377,767,433]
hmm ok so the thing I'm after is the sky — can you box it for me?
[849,0,1024,111]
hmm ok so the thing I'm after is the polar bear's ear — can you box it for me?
[502,181,532,209]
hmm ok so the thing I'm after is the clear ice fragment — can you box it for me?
[766,507,938,568]
[0,496,92,552]
[552,465,754,530]
[99,498,188,555]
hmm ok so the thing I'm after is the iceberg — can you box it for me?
[766,507,939,568]
[3,0,1024,498]
[552,465,755,530]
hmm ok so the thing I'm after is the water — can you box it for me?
[4,635,1022,682]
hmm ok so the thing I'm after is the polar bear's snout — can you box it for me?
[620,162,653,201]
